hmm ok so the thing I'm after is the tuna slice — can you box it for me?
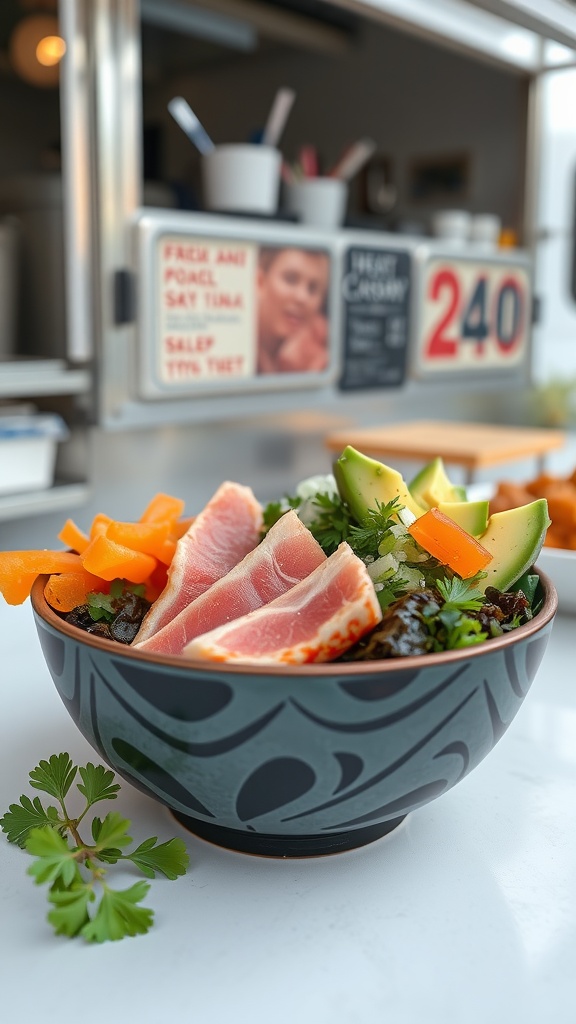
[182,542,383,665]
[133,481,263,644]
[136,510,326,656]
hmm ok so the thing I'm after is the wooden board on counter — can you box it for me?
[324,420,566,482]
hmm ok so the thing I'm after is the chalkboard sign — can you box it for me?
[339,246,411,390]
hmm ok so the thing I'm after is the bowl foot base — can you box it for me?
[170,812,407,857]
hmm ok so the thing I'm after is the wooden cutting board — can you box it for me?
[324,420,565,480]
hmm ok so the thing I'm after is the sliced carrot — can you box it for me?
[90,512,113,539]
[106,520,175,563]
[408,508,493,579]
[81,535,157,584]
[58,518,90,554]
[0,550,84,605]
[139,493,185,524]
[44,571,110,613]
[1,571,41,606]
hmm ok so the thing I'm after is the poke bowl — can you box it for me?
[30,569,557,858]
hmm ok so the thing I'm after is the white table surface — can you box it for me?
[1,598,575,1024]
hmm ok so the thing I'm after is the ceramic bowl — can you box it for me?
[30,571,557,858]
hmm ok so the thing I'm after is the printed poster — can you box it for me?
[156,235,332,390]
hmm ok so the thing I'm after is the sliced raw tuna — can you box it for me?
[133,481,263,644]
[182,542,382,665]
[136,510,326,656]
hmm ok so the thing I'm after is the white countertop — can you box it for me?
[1,599,575,1024]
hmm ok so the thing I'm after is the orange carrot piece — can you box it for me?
[1,572,40,605]
[58,518,90,554]
[408,508,493,579]
[44,571,109,613]
[105,520,175,563]
[90,512,113,539]
[81,535,157,584]
[0,550,84,605]
[139,493,185,524]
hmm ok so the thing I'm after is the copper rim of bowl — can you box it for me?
[30,569,558,678]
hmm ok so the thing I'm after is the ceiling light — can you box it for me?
[36,34,66,68]
[9,14,65,88]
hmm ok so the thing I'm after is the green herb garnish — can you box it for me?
[261,495,301,534]
[0,753,189,943]
[303,491,354,555]
[345,498,403,560]
[423,575,489,651]
[87,578,146,622]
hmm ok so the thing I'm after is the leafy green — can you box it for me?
[435,575,485,610]
[80,882,153,943]
[29,752,77,802]
[511,571,540,608]
[125,837,190,880]
[261,495,301,533]
[76,763,121,807]
[0,795,61,847]
[87,579,147,622]
[0,754,189,943]
[304,492,354,555]
[346,499,403,560]
[422,575,489,651]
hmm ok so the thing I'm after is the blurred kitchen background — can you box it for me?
[2,0,576,549]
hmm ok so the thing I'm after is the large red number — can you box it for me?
[426,269,460,358]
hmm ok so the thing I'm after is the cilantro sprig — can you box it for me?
[0,753,189,943]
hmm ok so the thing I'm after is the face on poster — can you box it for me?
[157,236,332,389]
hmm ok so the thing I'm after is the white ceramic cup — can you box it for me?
[431,209,472,245]
[202,144,282,215]
[470,213,502,251]
[284,177,347,229]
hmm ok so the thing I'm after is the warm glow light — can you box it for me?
[36,35,66,67]
[9,14,63,87]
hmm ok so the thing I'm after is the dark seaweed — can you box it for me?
[64,590,151,645]
[339,584,534,662]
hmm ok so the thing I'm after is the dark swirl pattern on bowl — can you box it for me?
[31,572,557,857]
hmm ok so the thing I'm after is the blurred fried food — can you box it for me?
[490,468,576,550]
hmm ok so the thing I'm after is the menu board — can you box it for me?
[414,255,531,376]
[139,230,336,397]
[338,246,411,390]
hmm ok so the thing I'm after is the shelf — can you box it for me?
[0,359,90,399]
[0,480,90,522]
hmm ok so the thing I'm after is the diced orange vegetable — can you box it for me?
[407,508,493,579]
[139,492,185,524]
[81,535,157,584]
[44,571,110,613]
[90,512,113,539]
[0,550,84,605]
[58,518,90,554]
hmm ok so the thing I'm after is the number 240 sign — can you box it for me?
[417,257,530,374]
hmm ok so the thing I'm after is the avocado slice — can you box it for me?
[409,457,467,510]
[476,499,551,593]
[334,445,425,523]
[436,499,489,537]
